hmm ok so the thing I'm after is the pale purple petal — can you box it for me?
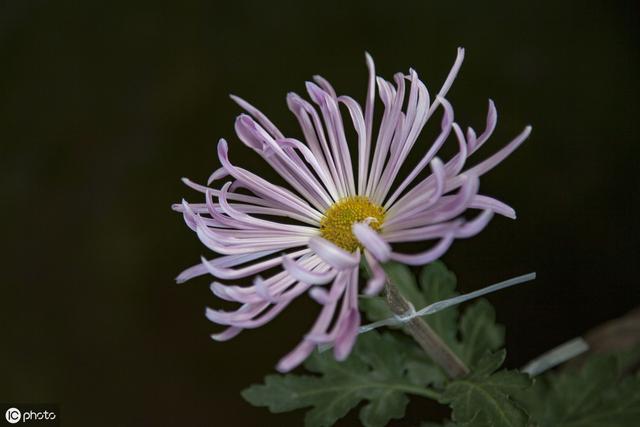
[455,210,494,238]
[470,195,516,219]
[447,126,532,191]
[364,52,376,150]
[333,269,360,360]
[383,97,454,210]
[352,222,391,262]
[363,250,386,295]
[308,236,360,270]
[390,234,455,266]
[309,270,348,304]
[468,99,497,153]
[176,249,280,283]
[207,167,229,184]
[276,340,316,373]
[210,327,243,342]
[217,139,323,222]
[200,249,310,280]
[286,92,345,199]
[338,95,368,195]
[283,254,337,285]
[427,47,464,117]
[175,49,531,372]
[306,82,356,195]
[229,94,285,140]
[334,308,360,360]
[382,219,463,243]
[312,74,337,98]
[234,115,333,210]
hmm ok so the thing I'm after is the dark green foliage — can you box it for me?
[242,331,431,427]
[243,261,639,426]
[439,350,531,427]
[360,261,505,366]
[517,354,640,426]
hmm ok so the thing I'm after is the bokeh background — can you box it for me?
[1,0,638,425]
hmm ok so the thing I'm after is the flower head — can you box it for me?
[174,48,531,372]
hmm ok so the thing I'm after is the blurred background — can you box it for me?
[1,0,638,425]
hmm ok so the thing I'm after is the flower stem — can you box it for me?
[384,280,470,379]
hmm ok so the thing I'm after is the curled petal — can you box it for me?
[352,223,391,262]
[312,74,337,98]
[276,341,316,373]
[180,200,198,231]
[423,173,480,224]
[468,99,497,153]
[229,94,285,139]
[451,125,532,189]
[195,223,305,255]
[254,275,278,303]
[210,327,243,342]
[235,114,270,153]
[308,236,360,270]
[456,210,494,238]
[207,167,229,185]
[218,181,314,233]
[383,98,453,210]
[364,52,376,144]
[232,302,292,329]
[428,47,464,117]
[176,249,280,283]
[210,282,246,303]
[448,123,469,176]
[174,50,531,373]
[390,234,455,266]
[309,271,348,304]
[199,249,310,280]
[466,126,477,150]
[205,303,267,324]
[338,95,368,195]
[363,250,386,295]
[283,255,336,284]
[308,288,331,304]
[382,219,463,243]
[217,139,323,222]
[333,270,360,360]
[470,195,516,219]
[333,309,360,361]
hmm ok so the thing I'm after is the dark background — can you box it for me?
[1,1,638,426]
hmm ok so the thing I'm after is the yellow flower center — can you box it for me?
[319,196,385,252]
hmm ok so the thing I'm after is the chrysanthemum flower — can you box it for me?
[174,48,531,372]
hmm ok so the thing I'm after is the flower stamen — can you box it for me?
[320,196,385,252]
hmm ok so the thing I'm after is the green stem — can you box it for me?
[384,279,470,379]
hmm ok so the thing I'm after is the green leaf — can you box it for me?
[384,261,425,307]
[517,354,640,426]
[360,261,504,369]
[359,261,461,388]
[246,261,522,426]
[359,261,459,335]
[439,350,532,427]
[242,331,441,427]
[418,261,459,348]
[361,260,507,387]
[358,294,392,324]
[396,334,448,388]
[459,299,505,366]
